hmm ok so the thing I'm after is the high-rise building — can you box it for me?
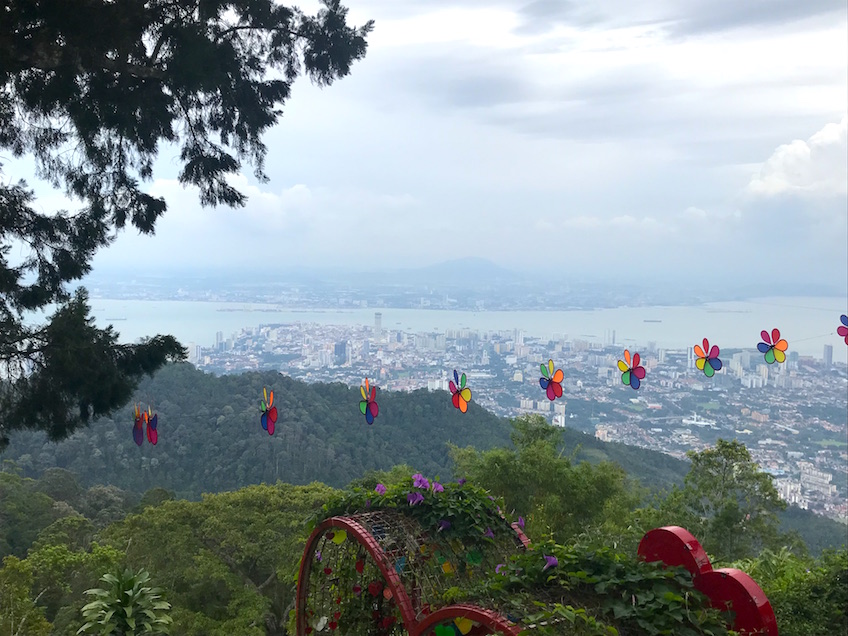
[823,344,833,367]
[334,341,348,365]
[374,312,382,341]
[215,331,223,351]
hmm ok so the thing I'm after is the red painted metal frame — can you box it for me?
[296,516,417,635]
[412,604,521,636]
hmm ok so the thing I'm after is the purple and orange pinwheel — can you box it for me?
[449,370,472,413]
[132,404,158,446]
[838,314,848,346]
[360,378,379,425]
[694,338,722,378]
[539,359,564,401]
[618,349,646,390]
[757,328,788,364]
[260,387,277,436]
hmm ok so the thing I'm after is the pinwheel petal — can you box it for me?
[540,377,550,390]
[267,419,275,435]
[370,386,376,402]
[260,400,266,411]
[621,370,631,386]
[709,358,723,371]
[261,413,268,430]
[633,352,641,367]
[624,349,631,366]
[633,366,646,379]
[540,363,550,379]
[449,380,457,394]
[765,348,776,364]
[269,391,274,408]
[548,359,554,376]
[696,358,706,370]
[365,409,374,425]
[133,422,144,446]
[365,378,370,392]
[552,368,564,383]
[631,375,641,390]
[369,401,379,418]
[761,330,771,344]
[459,397,468,413]
[837,326,848,337]
[553,382,563,398]
[454,369,460,385]
[149,414,158,431]
[694,344,706,358]
[460,387,472,402]
[775,339,788,352]
[774,349,786,363]
[617,360,629,372]
[702,338,710,353]
[771,328,781,344]
[709,344,720,359]
[841,314,848,327]
[452,393,461,409]
[757,342,770,353]
[359,400,367,415]
[264,387,268,403]
[360,385,367,400]
[268,406,277,424]
[704,365,715,378]
[546,384,556,401]
[460,372,467,389]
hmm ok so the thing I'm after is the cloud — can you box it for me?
[746,116,848,197]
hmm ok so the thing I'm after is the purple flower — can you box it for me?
[457,478,467,486]
[543,555,558,572]
[412,474,430,489]
[407,492,425,506]
[365,499,371,508]
[518,516,525,529]
[315,550,322,562]
[375,483,387,495]
[438,519,451,532]
[484,527,495,539]
[432,482,444,493]
[495,564,506,575]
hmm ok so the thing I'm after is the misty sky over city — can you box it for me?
[7,0,848,288]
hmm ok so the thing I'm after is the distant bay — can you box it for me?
[61,296,848,359]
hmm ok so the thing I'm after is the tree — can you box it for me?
[450,414,639,543]
[674,439,787,561]
[0,556,52,636]
[0,0,374,447]
[78,569,172,636]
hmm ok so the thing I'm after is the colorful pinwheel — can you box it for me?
[539,359,564,401]
[838,314,848,346]
[132,404,158,446]
[618,349,646,390]
[260,387,277,436]
[449,370,472,413]
[360,378,379,425]
[757,328,788,364]
[694,338,722,378]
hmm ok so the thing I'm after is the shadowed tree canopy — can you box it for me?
[0,0,374,447]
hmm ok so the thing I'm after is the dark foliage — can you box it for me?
[0,0,373,446]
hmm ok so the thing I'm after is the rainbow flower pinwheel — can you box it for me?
[757,328,788,364]
[449,370,472,413]
[618,349,646,390]
[838,314,848,346]
[260,387,277,435]
[132,404,158,446]
[360,377,379,425]
[539,359,564,401]
[694,338,722,378]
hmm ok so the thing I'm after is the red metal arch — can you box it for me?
[296,516,417,635]
[411,604,521,636]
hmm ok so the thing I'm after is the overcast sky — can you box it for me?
[11,0,848,287]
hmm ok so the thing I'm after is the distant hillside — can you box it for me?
[3,364,844,552]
